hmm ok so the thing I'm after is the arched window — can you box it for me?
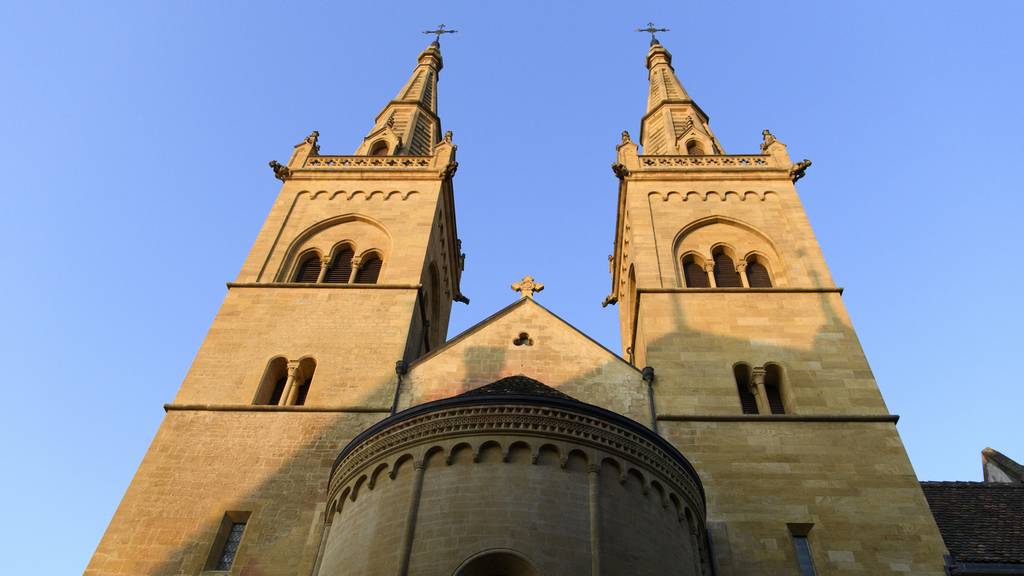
[293,252,322,283]
[746,258,773,288]
[354,253,383,284]
[686,140,705,155]
[291,358,316,406]
[682,255,710,288]
[734,363,759,415]
[713,249,743,287]
[369,141,389,156]
[255,357,288,405]
[323,245,354,283]
[455,551,537,576]
[765,364,786,414]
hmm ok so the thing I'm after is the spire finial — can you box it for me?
[423,24,457,44]
[636,22,669,45]
[511,275,544,299]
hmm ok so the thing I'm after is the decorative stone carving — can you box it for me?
[268,160,291,181]
[512,275,544,299]
[439,160,459,180]
[612,162,631,179]
[443,130,453,143]
[760,129,777,152]
[621,130,632,144]
[790,158,812,182]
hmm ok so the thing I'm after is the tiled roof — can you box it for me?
[458,375,575,401]
[921,481,1024,567]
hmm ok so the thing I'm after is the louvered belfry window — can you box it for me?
[747,260,772,288]
[324,246,354,283]
[683,258,710,288]
[354,254,383,284]
[734,364,759,414]
[294,253,322,283]
[713,252,743,287]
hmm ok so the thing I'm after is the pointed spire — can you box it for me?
[639,40,724,156]
[355,41,444,156]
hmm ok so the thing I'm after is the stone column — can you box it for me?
[349,256,362,284]
[704,261,717,288]
[316,255,332,283]
[736,261,749,288]
[397,461,426,576]
[279,360,299,406]
[309,507,335,576]
[750,366,769,415]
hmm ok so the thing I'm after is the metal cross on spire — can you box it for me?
[636,21,669,45]
[423,24,458,44]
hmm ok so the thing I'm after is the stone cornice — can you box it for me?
[657,414,899,423]
[226,282,421,291]
[164,403,391,414]
[640,287,844,295]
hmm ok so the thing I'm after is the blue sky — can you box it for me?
[2,1,1022,572]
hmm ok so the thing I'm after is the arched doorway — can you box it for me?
[454,550,537,576]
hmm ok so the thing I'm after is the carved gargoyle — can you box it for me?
[440,161,459,180]
[789,159,812,182]
[302,130,320,155]
[443,130,453,144]
[601,294,618,308]
[268,160,291,181]
[621,130,632,144]
[611,162,630,179]
[760,129,777,152]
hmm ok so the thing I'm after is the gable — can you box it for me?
[399,299,651,426]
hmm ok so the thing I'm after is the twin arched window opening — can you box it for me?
[682,248,774,289]
[255,357,317,406]
[292,245,383,285]
[734,362,786,415]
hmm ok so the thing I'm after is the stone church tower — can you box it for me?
[87,37,949,576]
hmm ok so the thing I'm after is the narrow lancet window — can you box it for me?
[255,357,288,405]
[789,524,818,576]
[291,358,316,406]
[734,363,759,414]
[765,364,786,414]
[204,512,250,572]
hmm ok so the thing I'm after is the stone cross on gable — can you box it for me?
[511,275,544,299]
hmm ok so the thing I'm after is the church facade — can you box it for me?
[87,37,952,575]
